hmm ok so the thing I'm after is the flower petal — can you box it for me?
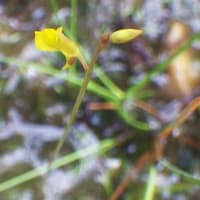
[56,28,80,57]
[34,27,88,71]
[34,29,57,51]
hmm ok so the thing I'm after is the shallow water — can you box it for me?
[1,0,200,199]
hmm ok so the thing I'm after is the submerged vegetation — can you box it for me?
[0,0,200,199]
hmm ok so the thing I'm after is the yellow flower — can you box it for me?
[110,28,142,44]
[34,27,88,70]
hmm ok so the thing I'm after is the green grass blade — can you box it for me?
[117,106,150,131]
[161,159,200,185]
[50,0,59,14]
[50,0,70,36]
[0,56,117,102]
[70,0,78,40]
[126,32,200,99]
[0,139,116,192]
[144,166,157,200]
[95,67,124,100]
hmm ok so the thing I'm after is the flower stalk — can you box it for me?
[34,27,142,172]
[48,35,107,170]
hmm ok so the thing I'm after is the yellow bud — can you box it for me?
[110,28,142,44]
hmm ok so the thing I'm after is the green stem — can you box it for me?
[144,166,157,200]
[126,32,200,99]
[160,159,200,185]
[48,39,104,170]
[95,67,124,100]
[70,0,77,39]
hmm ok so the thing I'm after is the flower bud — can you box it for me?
[110,28,142,44]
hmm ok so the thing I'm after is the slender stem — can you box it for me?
[144,167,157,200]
[95,67,124,99]
[48,39,104,170]
[70,0,77,39]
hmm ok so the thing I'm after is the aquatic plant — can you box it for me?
[34,26,143,171]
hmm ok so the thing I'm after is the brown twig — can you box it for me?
[110,151,154,200]
[87,102,116,110]
[155,96,200,159]
[180,135,200,151]
[134,100,161,120]
[110,96,200,200]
